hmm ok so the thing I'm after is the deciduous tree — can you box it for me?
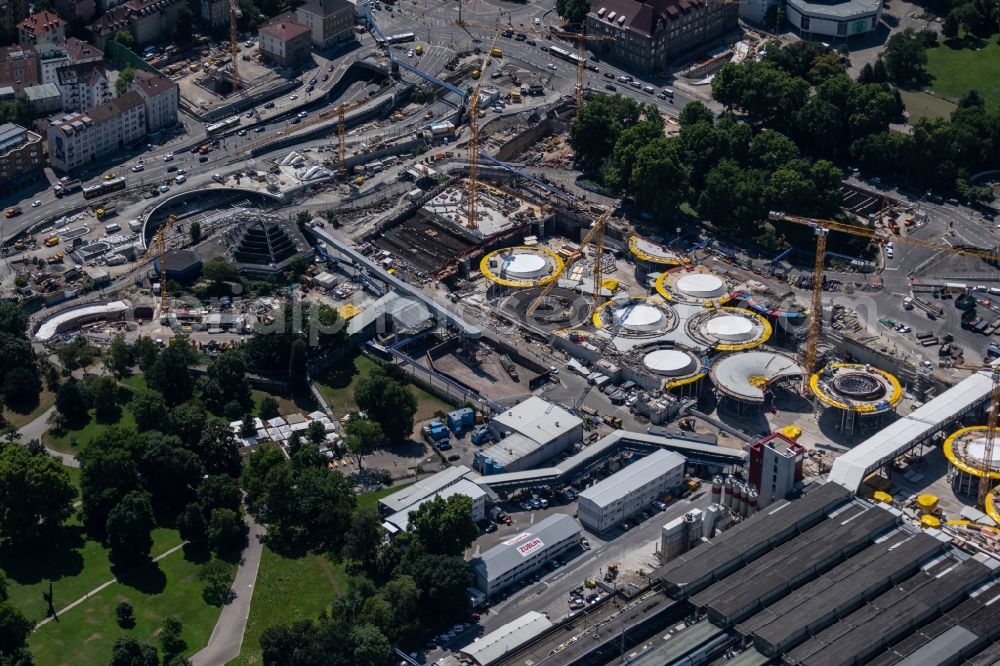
[0,445,75,545]
[106,491,155,569]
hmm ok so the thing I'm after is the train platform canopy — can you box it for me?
[458,611,553,666]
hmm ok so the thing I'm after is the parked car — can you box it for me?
[447,454,460,461]
[546,63,557,70]
[605,84,617,91]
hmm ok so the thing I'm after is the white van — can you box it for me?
[104,223,121,234]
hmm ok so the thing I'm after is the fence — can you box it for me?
[105,41,161,75]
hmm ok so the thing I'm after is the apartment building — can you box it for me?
[17,10,66,47]
[47,90,146,171]
[295,0,355,48]
[0,122,44,194]
[55,62,112,113]
[259,19,312,67]
[129,69,177,132]
[586,0,739,74]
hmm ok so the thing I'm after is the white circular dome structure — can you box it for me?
[643,349,696,376]
[613,304,665,333]
[686,307,772,351]
[500,253,547,280]
[706,315,755,342]
[676,274,726,299]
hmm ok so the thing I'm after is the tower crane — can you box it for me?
[465,26,502,230]
[114,215,180,313]
[767,211,1000,386]
[526,201,619,317]
[456,20,618,117]
[230,0,242,94]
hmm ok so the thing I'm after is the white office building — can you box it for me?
[471,513,581,597]
[480,397,583,473]
[786,0,883,38]
[577,449,685,532]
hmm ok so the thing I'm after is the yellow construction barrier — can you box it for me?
[779,425,803,441]
[872,490,894,504]
[943,426,1000,481]
[479,246,565,288]
[809,362,904,413]
[711,307,773,352]
[920,514,942,529]
[629,235,689,266]
[654,270,733,307]
[336,303,362,320]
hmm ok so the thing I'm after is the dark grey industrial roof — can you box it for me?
[627,621,723,666]
[742,529,945,656]
[963,640,1000,666]
[788,558,994,666]
[656,481,852,598]
[694,504,899,627]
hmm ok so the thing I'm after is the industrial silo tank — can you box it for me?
[711,476,723,505]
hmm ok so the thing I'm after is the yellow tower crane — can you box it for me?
[115,215,177,313]
[465,27,502,230]
[526,202,618,317]
[767,210,1000,385]
[230,0,242,94]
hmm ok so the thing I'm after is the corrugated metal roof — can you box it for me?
[383,478,486,532]
[472,513,581,585]
[578,448,685,510]
[379,465,472,514]
[459,611,552,666]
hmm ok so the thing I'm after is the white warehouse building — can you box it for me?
[382,478,487,535]
[378,465,475,515]
[577,449,686,532]
[786,0,883,39]
[480,397,583,474]
[471,513,582,597]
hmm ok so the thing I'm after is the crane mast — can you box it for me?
[230,0,241,94]
[466,27,502,230]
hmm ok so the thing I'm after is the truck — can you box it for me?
[53,179,81,196]
[499,354,519,380]
[4,206,21,218]
[528,83,544,95]
[956,293,977,310]
[602,414,622,428]
[427,121,455,139]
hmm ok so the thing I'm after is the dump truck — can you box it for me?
[499,354,519,380]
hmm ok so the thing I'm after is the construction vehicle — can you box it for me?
[499,354,518,380]
[601,414,622,428]
[46,252,64,265]
[5,207,20,218]
[43,235,59,247]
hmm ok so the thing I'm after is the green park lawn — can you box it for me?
[315,353,453,424]
[899,89,957,121]
[228,548,346,666]
[29,532,227,666]
[926,37,1000,110]
[43,400,137,455]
